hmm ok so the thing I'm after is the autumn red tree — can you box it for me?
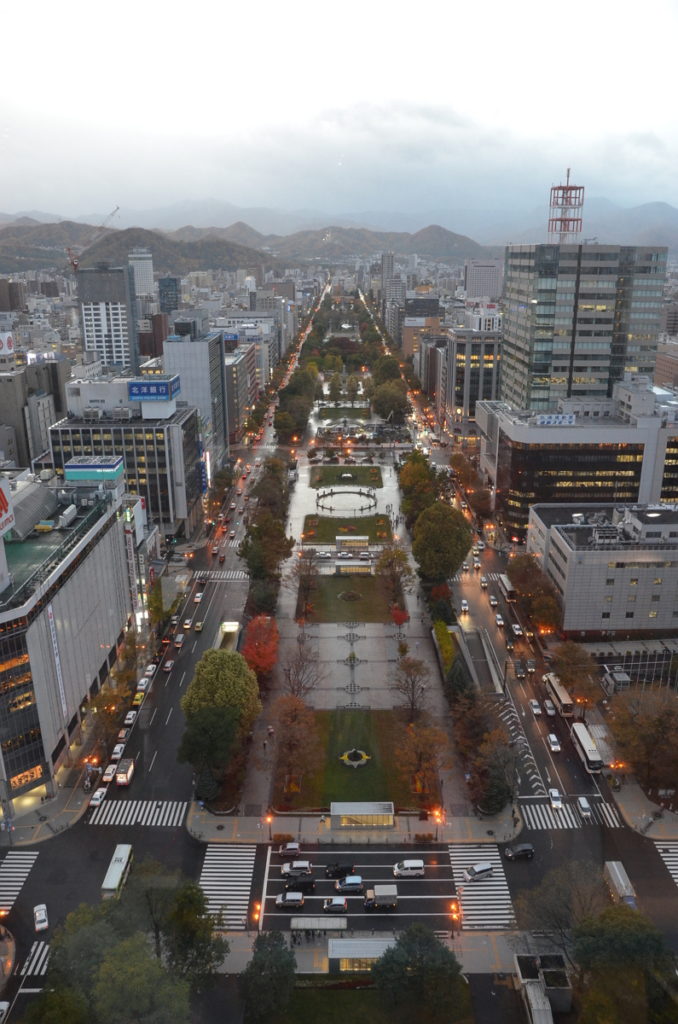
[391,605,409,628]
[241,615,279,682]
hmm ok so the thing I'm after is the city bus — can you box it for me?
[543,673,574,718]
[101,844,133,900]
[570,723,605,774]
[498,574,517,602]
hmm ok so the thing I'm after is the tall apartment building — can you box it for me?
[77,265,139,372]
[464,259,503,300]
[0,354,70,465]
[128,248,154,297]
[444,324,501,422]
[500,244,667,411]
[224,347,258,444]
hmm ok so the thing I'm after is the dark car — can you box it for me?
[514,658,526,679]
[504,843,535,861]
[324,863,355,879]
[285,876,315,893]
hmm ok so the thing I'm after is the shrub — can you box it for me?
[433,621,457,673]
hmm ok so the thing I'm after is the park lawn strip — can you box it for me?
[271,710,415,811]
[276,983,473,1024]
[309,465,383,488]
[303,514,391,545]
[316,406,372,420]
[309,576,392,623]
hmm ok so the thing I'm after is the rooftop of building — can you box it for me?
[531,502,678,552]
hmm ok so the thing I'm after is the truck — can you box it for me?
[363,884,398,911]
[603,860,637,910]
[115,759,135,787]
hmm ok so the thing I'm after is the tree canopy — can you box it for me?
[239,931,296,1022]
[372,924,463,1019]
[412,502,471,581]
[181,649,261,728]
[241,615,279,681]
[372,379,409,421]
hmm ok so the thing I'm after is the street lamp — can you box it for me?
[265,813,273,841]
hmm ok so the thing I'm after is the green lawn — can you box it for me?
[272,709,416,810]
[316,406,372,420]
[302,514,391,544]
[275,981,473,1024]
[309,575,392,622]
[309,465,383,488]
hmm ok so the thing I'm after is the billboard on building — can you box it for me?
[128,377,180,402]
[0,478,16,538]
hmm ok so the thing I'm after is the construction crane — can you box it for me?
[66,205,120,272]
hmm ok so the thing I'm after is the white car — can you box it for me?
[476,541,486,550]
[183,618,192,630]
[124,710,137,726]
[163,660,175,672]
[137,678,149,692]
[544,699,556,717]
[143,663,156,678]
[102,763,117,783]
[495,614,504,628]
[547,733,561,753]
[33,904,48,932]
[489,594,498,607]
[529,699,542,716]
[480,576,488,589]
[89,787,108,808]
[460,599,469,614]
[194,591,204,603]
[511,623,523,637]
[549,788,563,810]
[111,743,125,761]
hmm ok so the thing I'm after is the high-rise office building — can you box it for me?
[77,265,139,372]
[500,244,667,411]
[464,259,503,300]
[159,276,181,315]
[128,248,154,297]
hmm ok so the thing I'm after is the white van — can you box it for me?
[462,861,494,882]
[393,859,425,879]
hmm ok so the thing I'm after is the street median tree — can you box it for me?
[181,650,262,731]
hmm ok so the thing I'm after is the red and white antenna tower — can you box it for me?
[547,169,584,244]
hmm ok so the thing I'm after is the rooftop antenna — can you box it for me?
[548,168,584,244]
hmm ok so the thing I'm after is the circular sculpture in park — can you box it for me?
[339,748,371,768]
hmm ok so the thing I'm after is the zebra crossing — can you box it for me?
[21,940,50,977]
[520,798,622,831]
[451,570,503,583]
[655,841,678,889]
[198,844,257,930]
[0,850,39,913]
[194,569,248,582]
[88,799,188,828]
[448,844,514,930]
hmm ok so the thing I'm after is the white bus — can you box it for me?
[543,673,575,718]
[571,723,605,774]
[101,844,133,900]
[498,574,517,602]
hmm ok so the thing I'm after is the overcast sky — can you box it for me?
[3,0,678,232]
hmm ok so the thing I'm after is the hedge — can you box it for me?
[433,620,457,674]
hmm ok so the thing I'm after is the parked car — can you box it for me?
[547,733,561,753]
[504,843,535,861]
[136,679,149,692]
[132,691,144,706]
[549,788,563,810]
[324,862,355,879]
[124,711,137,726]
[111,744,125,761]
[117,727,130,742]
[529,699,542,716]
[102,763,117,783]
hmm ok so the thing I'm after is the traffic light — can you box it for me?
[251,900,261,924]
[449,898,461,925]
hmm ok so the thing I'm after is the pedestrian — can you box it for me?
[263,739,267,751]
[267,725,275,737]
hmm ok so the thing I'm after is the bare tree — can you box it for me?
[285,548,320,619]
[281,640,327,700]
[375,541,415,604]
[392,656,430,721]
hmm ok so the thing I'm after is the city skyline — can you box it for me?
[3,0,678,228]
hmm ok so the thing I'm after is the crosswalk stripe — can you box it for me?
[195,569,248,581]
[655,841,678,889]
[198,844,257,930]
[20,940,50,976]
[0,850,39,912]
[519,799,621,831]
[448,844,514,930]
[88,799,188,828]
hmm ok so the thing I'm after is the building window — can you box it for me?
[654,577,663,585]
[601,612,610,619]
[625,612,635,619]
[648,611,658,618]
[651,594,661,602]
[627,595,636,603]
[629,578,639,585]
